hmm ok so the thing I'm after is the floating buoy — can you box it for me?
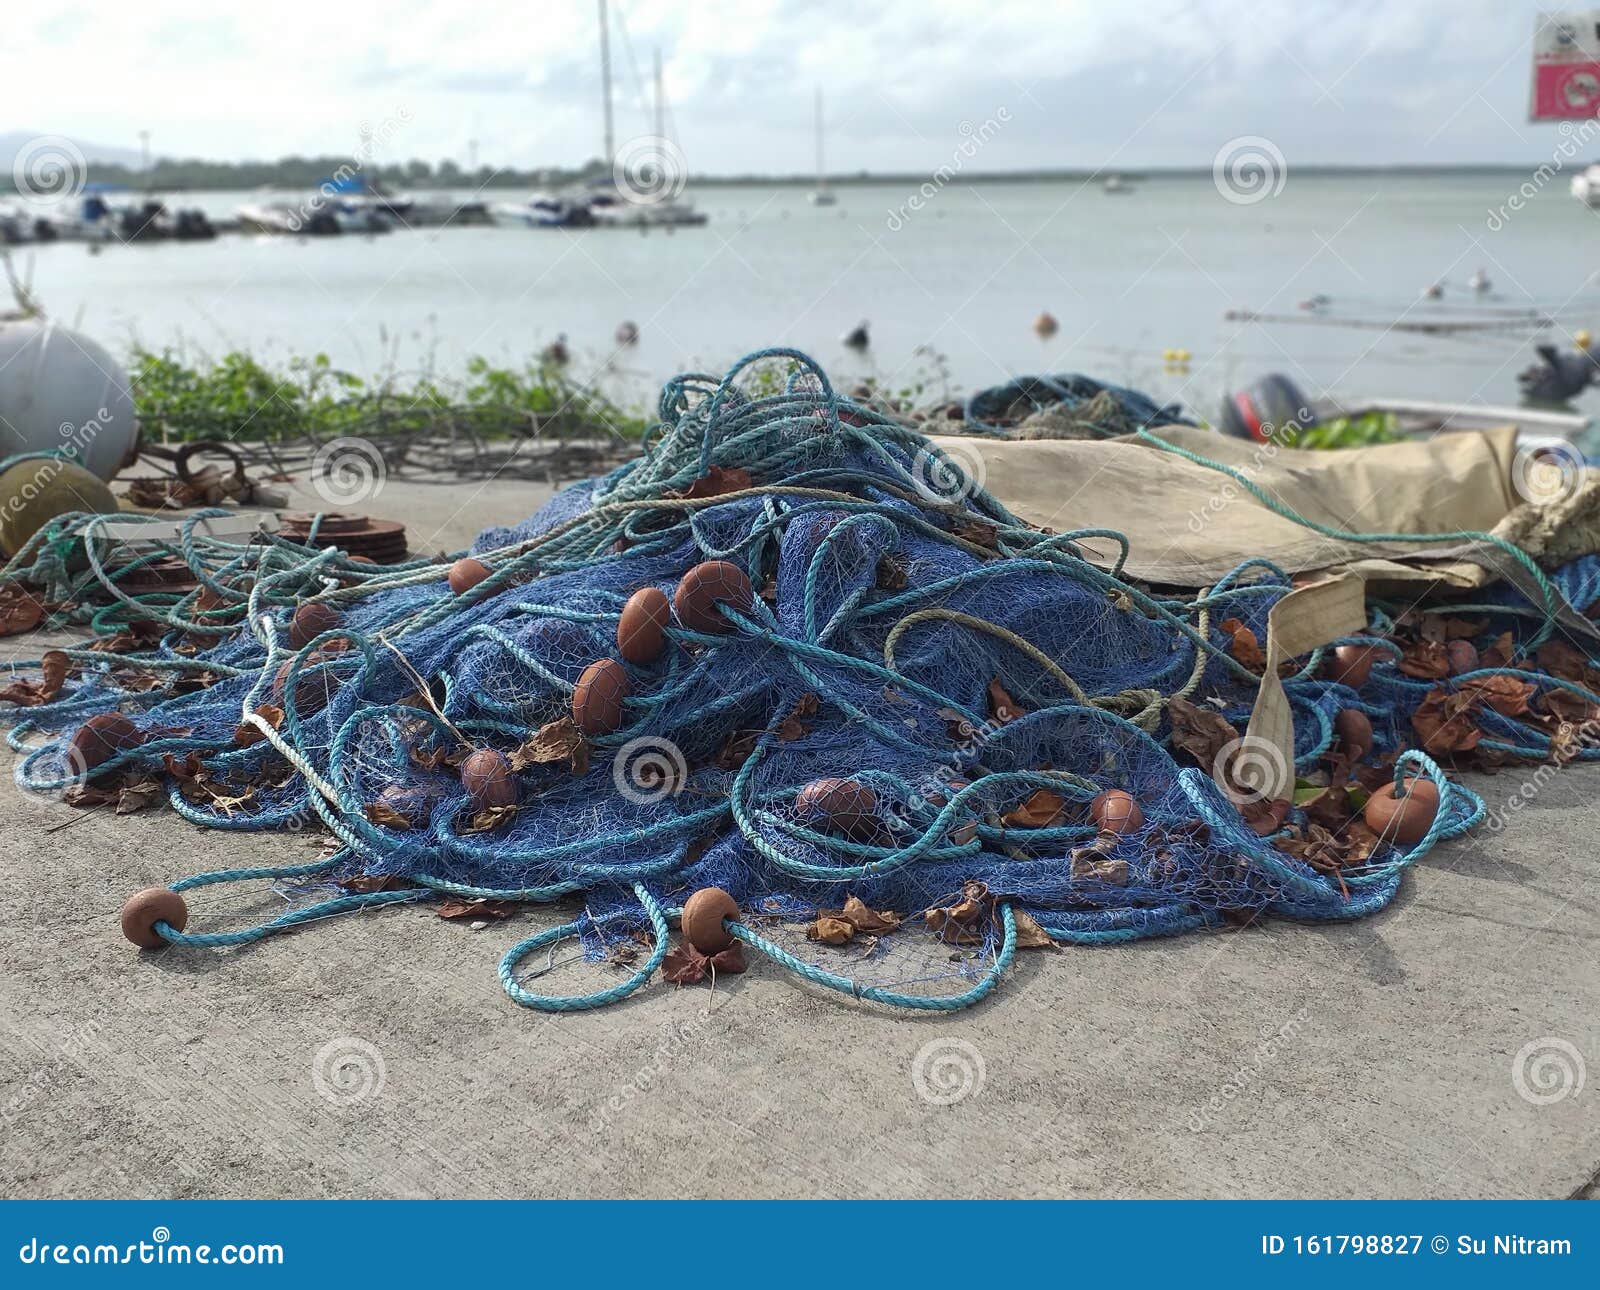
[461,749,517,810]
[448,557,492,595]
[1033,311,1058,338]
[617,586,672,664]
[795,777,878,840]
[1333,709,1373,761]
[842,321,870,350]
[120,887,188,949]
[615,320,639,346]
[0,459,119,558]
[673,561,753,634]
[1328,643,1379,689]
[1090,788,1143,835]
[68,711,145,771]
[681,886,740,954]
[287,602,342,649]
[572,658,630,735]
[1445,640,1479,675]
[1363,778,1440,845]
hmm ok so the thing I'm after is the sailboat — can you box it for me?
[810,88,837,207]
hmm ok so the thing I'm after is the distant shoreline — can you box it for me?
[0,160,1568,200]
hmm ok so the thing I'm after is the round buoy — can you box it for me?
[673,561,753,634]
[0,318,138,481]
[68,711,145,771]
[681,886,740,954]
[448,557,492,596]
[1090,789,1143,835]
[1445,640,1479,675]
[1333,709,1373,761]
[0,458,119,558]
[287,601,342,649]
[795,777,878,840]
[120,887,188,949]
[572,658,630,735]
[1328,643,1379,689]
[1363,778,1440,845]
[617,587,672,664]
[460,749,517,810]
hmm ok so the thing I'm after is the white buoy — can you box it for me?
[0,318,137,480]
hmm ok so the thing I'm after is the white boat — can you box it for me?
[489,194,596,228]
[810,87,836,206]
[1103,174,1134,194]
[1572,163,1600,207]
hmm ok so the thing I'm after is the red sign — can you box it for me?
[1532,11,1600,119]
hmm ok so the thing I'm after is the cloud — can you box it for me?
[6,0,1571,172]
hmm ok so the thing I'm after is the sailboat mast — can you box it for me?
[814,87,825,185]
[598,0,615,163]
[654,48,664,141]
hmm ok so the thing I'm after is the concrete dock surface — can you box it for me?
[0,476,1595,1199]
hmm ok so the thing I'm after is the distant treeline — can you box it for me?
[46,156,612,194]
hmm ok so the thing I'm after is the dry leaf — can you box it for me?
[678,465,753,499]
[806,915,856,945]
[987,678,1024,724]
[1000,788,1068,828]
[0,648,70,706]
[435,898,518,920]
[775,692,819,741]
[365,799,414,830]
[1166,696,1238,769]
[1010,908,1055,949]
[1410,687,1483,757]
[509,716,589,775]
[115,779,165,814]
[232,703,284,748]
[1218,617,1267,672]
[0,585,45,636]
[1397,639,1451,680]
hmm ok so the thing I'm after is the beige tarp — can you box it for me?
[930,425,1526,588]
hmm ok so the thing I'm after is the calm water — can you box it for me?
[19,171,1600,418]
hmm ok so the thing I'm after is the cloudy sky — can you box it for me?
[5,0,1582,174]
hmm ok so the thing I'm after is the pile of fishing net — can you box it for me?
[4,348,1597,1012]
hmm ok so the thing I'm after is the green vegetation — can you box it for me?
[1280,409,1402,450]
[131,349,651,444]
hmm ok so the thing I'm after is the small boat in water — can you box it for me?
[1572,163,1600,207]
[1102,174,1134,195]
[489,193,596,228]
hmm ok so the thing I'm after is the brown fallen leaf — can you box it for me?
[115,779,165,814]
[987,678,1024,724]
[662,941,746,984]
[365,799,414,831]
[1456,674,1535,718]
[1070,847,1130,885]
[1166,696,1238,770]
[461,803,519,833]
[509,716,590,775]
[1218,617,1267,672]
[1000,788,1068,829]
[435,898,518,921]
[0,648,71,706]
[806,915,856,945]
[232,702,285,749]
[1479,630,1516,670]
[1410,687,1484,757]
[775,692,819,741]
[340,873,413,894]
[0,585,45,637]
[1010,908,1055,949]
[1397,639,1451,680]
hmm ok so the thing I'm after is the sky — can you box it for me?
[3,0,1587,175]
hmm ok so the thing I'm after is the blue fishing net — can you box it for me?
[4,348,1594,1013]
